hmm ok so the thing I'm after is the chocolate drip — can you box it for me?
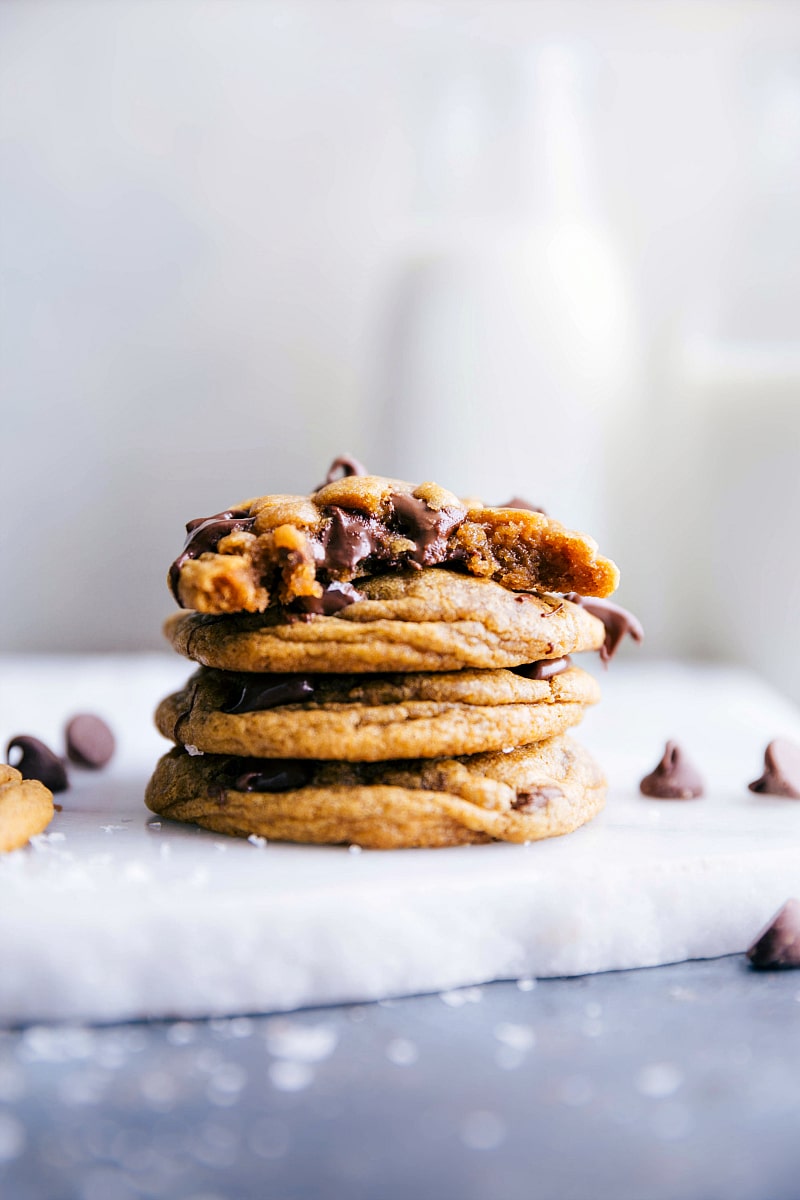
[292,581,364,615]
[321,455,368,487]
[222,675,316,714]
[749,739,800,799]
[232,760,315,793]
[513,657,571,681]
[565,594,644,664]
[390,493,465,567]
[169,508,255,601]
[639,741,704,800]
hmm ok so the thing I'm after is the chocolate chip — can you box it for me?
[565,594,644,664]
[747,899,800,969]
[748,739,800,799]
[319,507,389,573]
[169,508,255,601]
[292,581,363,615]
[232,760,315,793]
[639,741,704,800]
[65,714,115,768]
[320,455,368,487]
[512,786,564,811]
[500,497,547,514]
[389,493,466,567]
[513,657,571,681]
[6,736,68,792]
[222,675,316,714]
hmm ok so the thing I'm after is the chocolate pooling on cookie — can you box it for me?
[222,675,316,714]
[169,508,255,599]
[565,594,643,663]
[747,899,800,969]
[513,657,571,681]
[748,739,800,799]
[232,760,315,793]
[292,581,363,616]
[65,714,115,769]
[319,507,390,573]
[321,455,368,487]
[390,493,465,566]
[639,741,704,800]
[6,736,69,793]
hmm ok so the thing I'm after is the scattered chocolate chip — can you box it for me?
[222,675,316,714]
[321,455,368,487]
[639,741,704,800]
[65,714,115,768]
[513,657,571,681]
[292,581,363,615]
[390,493,466,567]
[169,508,255,601]
[6,736,69,792]
[500,497,547,514]
[512,786,564,811]
[747,899,800,969]
[565,594,644,663]
[748,739,800,799]
[233,760,315,793]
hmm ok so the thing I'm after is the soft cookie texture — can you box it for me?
[169,474,619,613]
[145,736,607,848]
[165,569,605,674]
[0,764,55,853]
[156,665,601,761]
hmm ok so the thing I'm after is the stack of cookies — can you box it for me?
[147,459,638,848]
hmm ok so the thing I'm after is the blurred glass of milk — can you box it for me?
[670,57,800,699]
[373,42,639,545]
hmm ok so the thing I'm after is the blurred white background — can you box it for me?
[2,1,800,698]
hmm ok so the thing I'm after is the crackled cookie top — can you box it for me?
[146,735,607,848]
[168,462,619,614]
[155,663,600,761]
[165,569,606,674]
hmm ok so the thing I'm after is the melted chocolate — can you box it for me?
[512,785,563,811]
[390,493,464,567]
[169,508,255,600]
[293,581,363,616]
[232,760,315,793]
[749,739,800,799]
[565,594,644,664]
[512,657,571,681]
[222,675,316,714]
[639,741,704,800]
[747,899,800,969]
[321,455,368,487]
[319,507,390,573]
[6,735,69,793]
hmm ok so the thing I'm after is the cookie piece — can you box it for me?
[145,736,607,848]
[0,764,55,853]
[156,665,600,761]
[168,474,619,613]
[165,569,606,674]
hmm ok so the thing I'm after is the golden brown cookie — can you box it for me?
[156,664,599,761]
[145,736,606,848]
[165,569,605,674]
[168,473,619,613]
[0,764,55,852]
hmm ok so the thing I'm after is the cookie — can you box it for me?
[155,664,600,761]
[145,735,607,848]
[165,569,605,674]
[168,471,619,613]
[0,764,55,853]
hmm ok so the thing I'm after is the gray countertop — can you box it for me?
[4,954,800,1200]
